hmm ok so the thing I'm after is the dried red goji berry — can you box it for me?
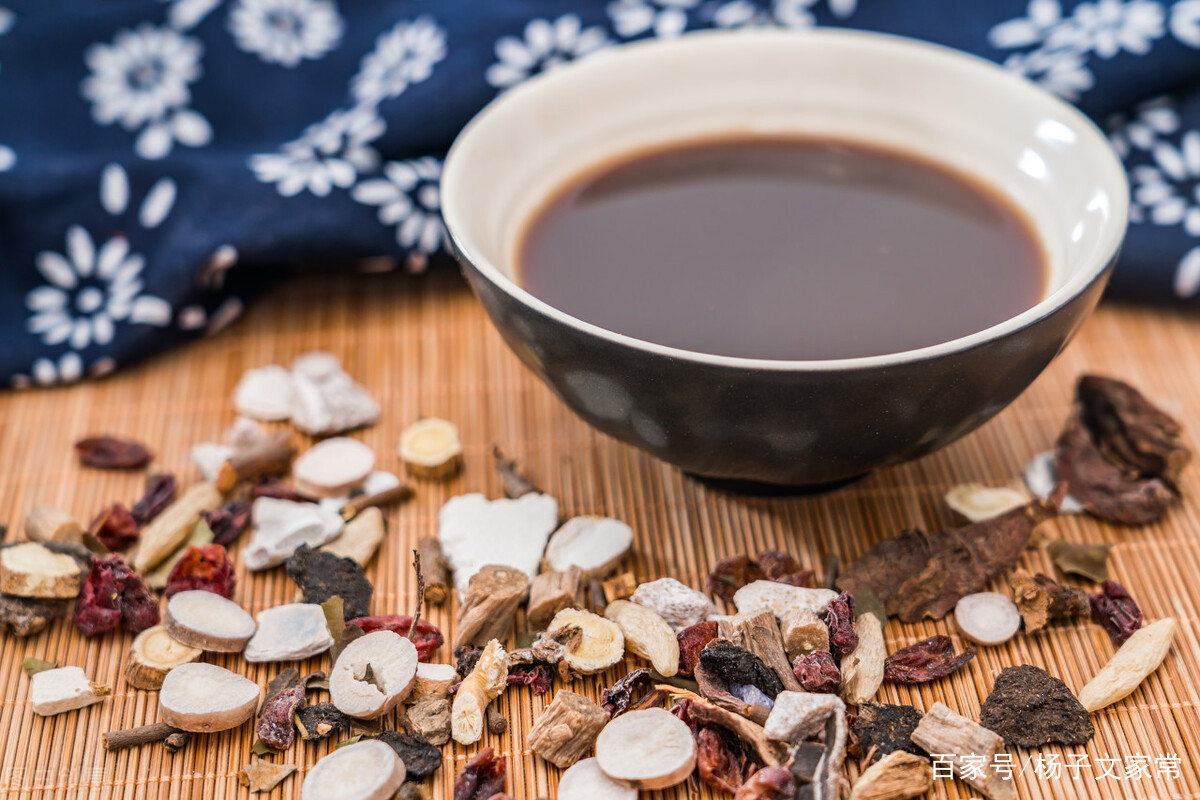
[793,650,841,693]
[90,503,139,551]
[824,591,858,656]
[165,544,236,598]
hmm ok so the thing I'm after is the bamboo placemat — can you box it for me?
[0,270,1197,800]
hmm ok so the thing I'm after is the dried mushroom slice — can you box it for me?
[159,662,260,732]
[164,590,256,652]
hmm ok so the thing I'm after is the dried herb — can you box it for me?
[89,504,139,551]
[1010,573,1090,632]
[734,767,796,799]
[249,738,278,756]
[854,702,925,764]
[824,591,858,655]
[837,502,1053,622]
[369,731,442,779]
[250,479,305,502]
[884,635,976,684]
[74,554,159,636]
[506,662,553,695]
[492,445,539,498]
[792,650,841,693]
[0,595,68,637]
[256,684,305,750]
[696,726,752,794]
[453,746,506,800]
[757,550,812,587]
[677,621,718,678]
[285,545,374,620]
[199,500,251,547]
[407,548,424,642]
[851,586,888,624]
[75,436,153,469]
[1047,538,1112,582]
[980,664,1094,747]
[164,544,236,598]
[455,644,483,678]
[21,657,58,677]
[1077,375,1190,487]
[349,615,443,661]
[131,474,177,525]
[241,757,295,793]
[707,555,765,602]
[600,667,654,717]
[334,734,363,749]
[294,702,352,741]
[699,640,784,699]
[320,596,345,641]
[1091,580,1143,645]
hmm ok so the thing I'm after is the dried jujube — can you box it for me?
[131,474,177,525]
[90,504,138,551]
[165,544,236,598]
[453,746,506,800]
[792,650,841,693]
[200,501,252,546]
[507,662,553,695]
[824,591,858,655]
[883,635,976,684]
[256,684,305,750]
[75,436,153,470]
[349,614,443,661]
[1090,580,1143,645]
[74,554,159,636]
[696,726,752,794]
[707,555,766,602]
[676,621,718,678]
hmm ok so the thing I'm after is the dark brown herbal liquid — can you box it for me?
[515,137,1047,361]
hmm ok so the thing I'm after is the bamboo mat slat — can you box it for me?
[0,271,1197,800]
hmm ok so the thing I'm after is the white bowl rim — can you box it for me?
[441,27,1130,372]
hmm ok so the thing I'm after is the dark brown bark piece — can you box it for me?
[1077,375,1190,487]
[854,702,925,764]
[417,536,449,605]
[693,662,770,726]
[837,503,1053,622]
[285,545,373,620]
[1011,573,1090,632]
[980,664,1094,747]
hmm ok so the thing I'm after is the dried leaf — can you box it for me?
[249,738,278,756]
[320,595,345,642]
[334,734,363,749]
[1077,375,1190,486]
[21,657,58,678]
[1047,539,1112,582]
[242,757,295,793]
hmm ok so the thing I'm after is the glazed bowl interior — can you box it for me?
[442,28,1128,368]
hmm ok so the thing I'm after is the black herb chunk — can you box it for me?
[853,702,925,763]
[980,665,1094,747]
[369,731,442,779]
[698,640,784,699]
[285,545,373,620]
[294,702,353,741]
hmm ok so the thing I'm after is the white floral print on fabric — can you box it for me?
[249,105,384,197]
[608,0,702,39]
[24,164,174,356]
[228,0,343,68]
[1171,0,1200,46]
[81,24,213,159]
[351,16,446,106]
[158,0,224,31]
[486,14,609,89]
[352,157,444,259]
[988,0,1180,101]
[0,6,15,171]
[10,353,117,390]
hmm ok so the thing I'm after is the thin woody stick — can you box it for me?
[408,549,424,642]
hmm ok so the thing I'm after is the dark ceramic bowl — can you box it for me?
[441,29,1128,489]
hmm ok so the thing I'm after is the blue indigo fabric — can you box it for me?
[1,0,1199,387]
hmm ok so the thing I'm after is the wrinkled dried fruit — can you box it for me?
[677,621,718,678]
[1010,573,1090,632]
[131,474,177,525]
[793,650,841,693]
[75,436,152,469]
[756,550,801,581]
[1077,375,1191,486]
[733,767,795,799]
[707,555,767,602]
[74,554,159,636]
[854,702,925,763]
[884,636,976,684]
[824,591,858,656]
[200,501,252,547]
[979,665,1093,747]
[455,645,482,678]
[1091,580,1143,645]
[507,662,553,695]
[697,726,751,794]
[257,683,305,750]
[90,504,138,551]
[349,615,443,661]
[165,544,236,598]
[1047,538,1112,582]
[454,746,506,800]
[370,731,443,779]
[838,502,1053,622]
[286,545,373,620]
[700,640,784,699]
[601,668,654,717]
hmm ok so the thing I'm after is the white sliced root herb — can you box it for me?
[559,757,637,800]
[438,492,559,597]
[293,437,375,499]
[0,542,82,598]
[191,442,233,483]
[244,603,333,662]
[24,505,83,544]
[125,624,203,690]
[732,581,837,625]
[165,590,257,653]
[451,639,508,745]
[233,365,295,421]
[604,600,680,677]
[1024,451,1085,513]
[159,662,261,733]
[1079,617,1176,712]
[329,630,418,719]
[30,666,109,716]
[411,662,457,700]
[300,739,405,800]
[840,612,885,706]
[595,707,697,790]
[631,577,716,632]
[291,351,343,381]
[954,592,1021,646]
[242,497,344,571]
[544,516,634,579]
[134,482,223,573]
[549,608,625,675]
[944,483,1030,523]
[398,418,462,479]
